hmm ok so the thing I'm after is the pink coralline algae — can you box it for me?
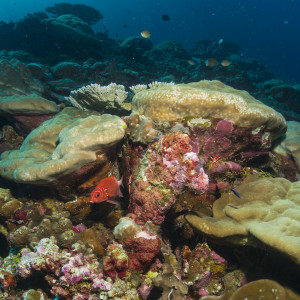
[198,119,272,167]
[178,243,227,297]
[121,231,161,272]
[9,237,112,299]
[210,161,242,173]
[129,133,209,224]
[103,243,129,281]
[215,119,234,136]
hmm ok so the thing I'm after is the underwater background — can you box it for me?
[0,0,300,299]
[1,0,300,83]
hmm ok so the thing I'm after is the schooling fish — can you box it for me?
[90,176,123,204]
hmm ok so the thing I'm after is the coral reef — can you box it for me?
[0,125,24,155]
[0,7,299,297]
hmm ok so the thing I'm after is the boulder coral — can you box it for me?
[132,80,287,140]
[274,120,300,170]
[0,94,60,135]
[45,3,104,25]
[185,176,300,264]
[0,59,44,97]
[0,107,126,185]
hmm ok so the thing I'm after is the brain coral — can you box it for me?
[0,107,126,184]
[132,80,286,140]
[185,176,300,265]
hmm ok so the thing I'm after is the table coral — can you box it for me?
[0,94,59,136]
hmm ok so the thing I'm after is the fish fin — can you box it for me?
[106,199,118,205]
[117,176,123,197]
[118,176,123,187]
[117,188,123,198]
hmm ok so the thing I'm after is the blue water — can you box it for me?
[0,0,299,83]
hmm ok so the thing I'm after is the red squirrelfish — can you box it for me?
[90,176,123,204]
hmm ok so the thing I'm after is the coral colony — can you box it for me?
[0,3,300,300]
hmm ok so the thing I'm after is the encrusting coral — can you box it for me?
[186,176,300,264]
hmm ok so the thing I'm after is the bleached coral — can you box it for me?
[129,82,174,95]
[66,83,128,112]
[148,81,174,89]
[129,84,147,94]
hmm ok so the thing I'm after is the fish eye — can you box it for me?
[96,193,100,197]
